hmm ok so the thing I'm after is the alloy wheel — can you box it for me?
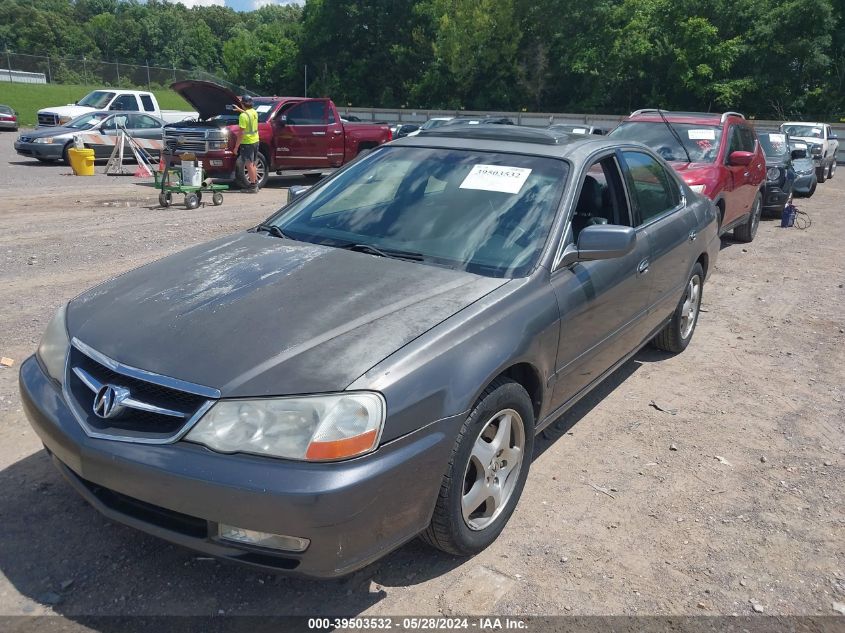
[680,274,702,339]
[462,409,526,531]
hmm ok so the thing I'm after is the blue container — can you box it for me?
[781,203,796,228]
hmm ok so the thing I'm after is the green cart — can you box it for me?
[156,157,228,209]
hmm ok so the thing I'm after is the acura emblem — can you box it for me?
[92,384,129,419]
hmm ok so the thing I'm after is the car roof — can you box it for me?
[389,124,626,160]
[624,110,745,126]
[782,121,825,126]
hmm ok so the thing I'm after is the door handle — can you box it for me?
[312,131,326,136]
[743,172,749,177]
[688,230,697,242]
[332,130,342,135]
[637,259,650,275]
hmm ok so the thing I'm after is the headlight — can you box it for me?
[33,137,54,144]
[186,392,386,461]
[36,304,70,384]
[208,140,227,150]
[689,184,706,194]
[767,167,781,181]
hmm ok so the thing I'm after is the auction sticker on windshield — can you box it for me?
[460,164,532,194]
[256,105,272,113]
[688,129,716,140]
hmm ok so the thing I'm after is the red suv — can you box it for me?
[610,110,766,242]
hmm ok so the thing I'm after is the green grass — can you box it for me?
[0,83,192,127]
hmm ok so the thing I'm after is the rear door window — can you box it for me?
[620,151,680,225]
[140,94,156,112]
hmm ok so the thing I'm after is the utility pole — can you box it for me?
[145,60,151,90]
[304,64,308,98]
[115,58,120,84]
[46,56,52,83]
[82,56,87,84]
[5,47,12,83]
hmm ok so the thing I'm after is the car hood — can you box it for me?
[22,126,80,139]
[170,80,240,121]
[38,105,94,119]
[788,135,823,146]
[66,233,506,397]
[765,156,789,167]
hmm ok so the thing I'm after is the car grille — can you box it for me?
[38,113,58,127]
[65,341,217,442]
[163,129,207,153]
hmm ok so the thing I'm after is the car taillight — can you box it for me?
[387,128,393,141]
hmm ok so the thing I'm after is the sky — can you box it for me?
[174,0,301,12]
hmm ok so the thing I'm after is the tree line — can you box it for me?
[1,0,843,119]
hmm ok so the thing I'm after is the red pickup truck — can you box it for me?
[164,81,392,188]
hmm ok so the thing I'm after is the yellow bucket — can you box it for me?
[67,147,96,176]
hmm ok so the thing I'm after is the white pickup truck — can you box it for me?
[37,89,196,128]
[780,121,839,183]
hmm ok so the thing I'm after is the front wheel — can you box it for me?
[827,160,836,180]
[817,166,826,184]
[652,262,704,353]
[420,378,534,556]
[734,192,761,243]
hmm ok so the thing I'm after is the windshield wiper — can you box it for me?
[338,243,425,262]
[255,224,291,239]
[656,108,693,163]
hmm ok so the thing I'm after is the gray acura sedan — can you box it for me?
[20,126,719,578]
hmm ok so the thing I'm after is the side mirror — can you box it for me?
[277,115,288,126]
[831,133,838,140]
[728,151,753,167]
[791,148,807,159]
[558,225,637,268]
[287,184,311,202]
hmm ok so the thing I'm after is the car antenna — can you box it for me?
[655,108,692,163]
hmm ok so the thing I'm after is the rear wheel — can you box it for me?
[828,160,836,180]
[235,150,268,190]
[652,263,704,353]
[184,193,199,210]
[158,192,172,208]
[817,166,826,184]
[734,192,761,243]
[420,378,534,556]
[212,192,224,206]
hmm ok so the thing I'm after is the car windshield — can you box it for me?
[610,122,723,163]
[759,133,789,157]
[269,146,568,278]
[419,119,452,130]
[66,113,110,129]
[210,100,276,124]
[782,124,823,138]
[77,91,115,109]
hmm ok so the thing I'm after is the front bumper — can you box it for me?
[793,173,816,194]
[19,355,461,578]
[763,180,793,210]
[14,140,64,160]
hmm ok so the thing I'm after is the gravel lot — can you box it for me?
[0,130,843,625]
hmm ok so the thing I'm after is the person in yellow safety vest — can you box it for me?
[234,94,260,192]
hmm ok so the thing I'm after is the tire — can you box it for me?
[35,157,57,164]
[235,150,268,190]
[733,191,761,243]
[827,160,836,180]
[196,191,203,205]
[184,193,199,210]
[212,192,223,206]
[62,143,73,164]
[158,192,172,208]
[420,378,534,556]
[816,166,826,184]
[652,262,704,354]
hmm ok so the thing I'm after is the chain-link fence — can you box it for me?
[1,51,253,95]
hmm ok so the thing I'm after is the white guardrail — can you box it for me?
[341,107,845,164]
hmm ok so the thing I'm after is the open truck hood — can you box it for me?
[169,80,241,121]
